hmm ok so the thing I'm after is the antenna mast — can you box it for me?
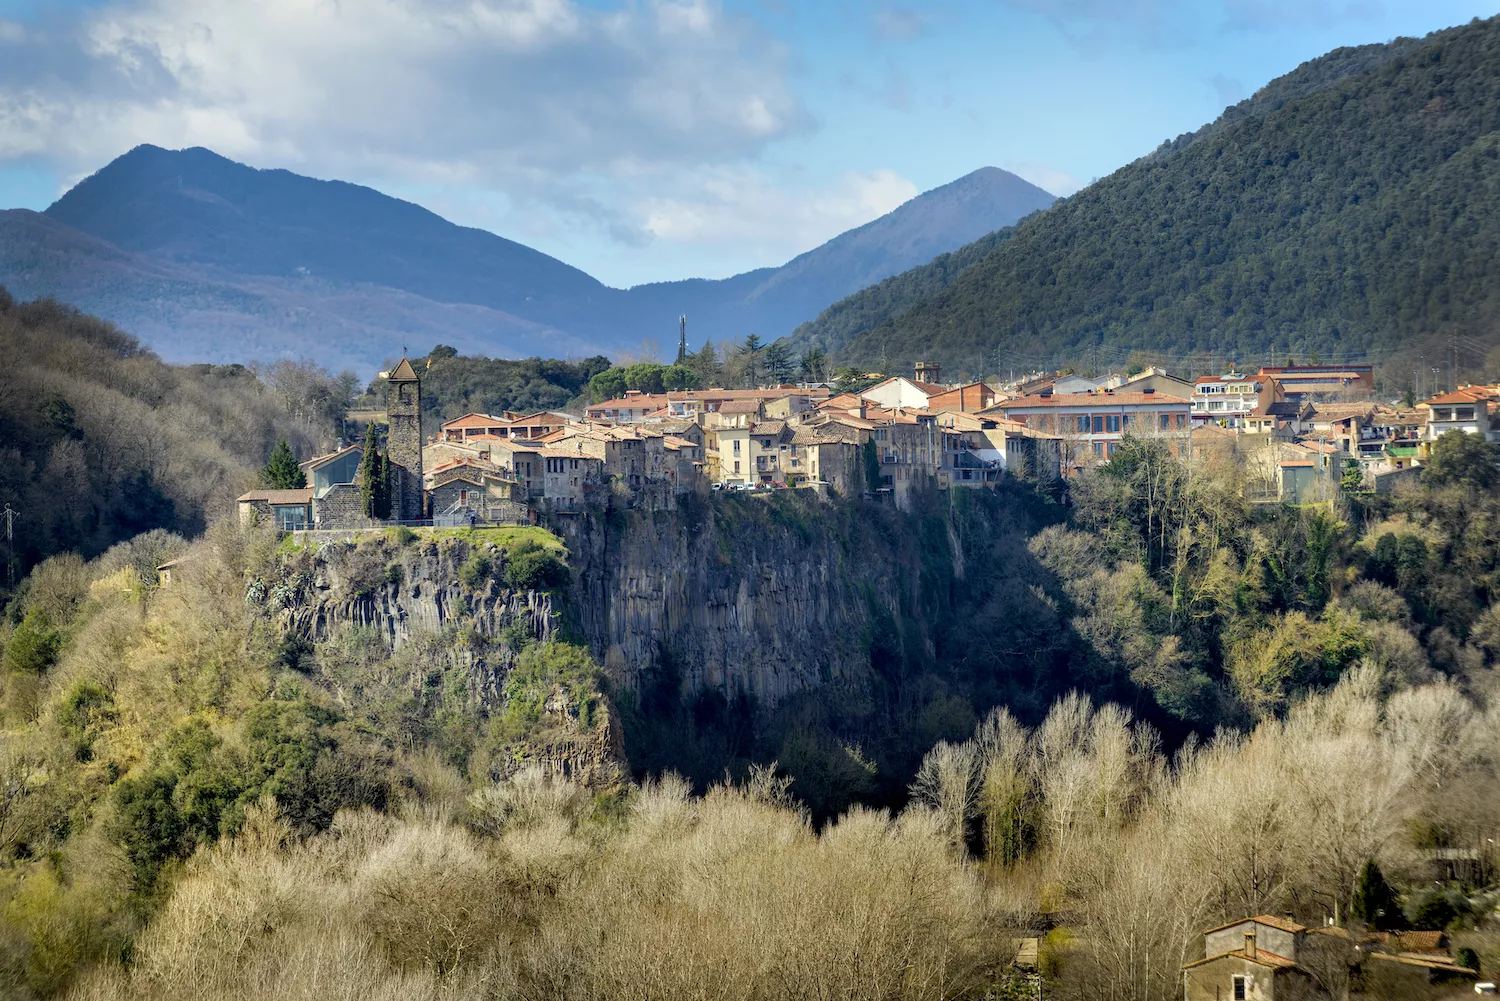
[2,503,18,592]
[677,315,688,365]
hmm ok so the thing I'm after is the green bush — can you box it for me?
[1405,886,1468,930]
[1457,947,1480,971]
[4,609,60,674]
[458,552,494,590]
[502,540,568,591]
[494,642,603,744]
[387,526,419,546]
[56,680,117,762]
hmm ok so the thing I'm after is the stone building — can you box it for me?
[1183,916,1325,1001]
[384,357,424,521]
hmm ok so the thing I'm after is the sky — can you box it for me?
[0,0,1494,288]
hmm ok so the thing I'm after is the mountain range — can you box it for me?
[794,17,1500,381]
[0,148,1055,373]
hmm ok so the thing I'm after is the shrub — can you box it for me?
[457,552,494,590]
[55,680,117,762]
[387,526,418,546]
[4,609,60,674]
[502,540,568,591]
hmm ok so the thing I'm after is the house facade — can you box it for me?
[996,389,1191,471]
[1423,385,1499,442]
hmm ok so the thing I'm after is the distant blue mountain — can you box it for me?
[3,145,1055,369]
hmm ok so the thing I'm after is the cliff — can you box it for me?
[249,487,1066,799]
[563,492,936,704]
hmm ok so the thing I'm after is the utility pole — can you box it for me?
[2,503,17,592]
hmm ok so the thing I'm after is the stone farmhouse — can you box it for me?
[1183,913,1481,1000]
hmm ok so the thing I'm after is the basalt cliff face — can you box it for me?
[561,495,937,704]
[274,492,953,711]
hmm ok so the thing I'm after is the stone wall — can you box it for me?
[314,483,379,529]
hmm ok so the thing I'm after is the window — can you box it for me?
[1106,415,1121,433]
[1092,415,1105,434]
[762,439,772,448]
[1159,413,1170,430]
[1232,975,1247,1000]
[733,439,741,455]
[733,461,740,473]
[1175,413,1186,429]
[1122,413,1133,428]
[1457,407,1476,421]
[1091,442,1104,457]
[1077,414,1089,433]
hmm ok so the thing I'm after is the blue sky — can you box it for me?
[0,0,1493,286]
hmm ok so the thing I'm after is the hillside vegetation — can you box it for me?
[0,434,1497,998]
[797,16,1500,378]
[0,287,349,577]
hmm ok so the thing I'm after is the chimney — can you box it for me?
[1143,387,1155,395]
[1245,931,1256,961]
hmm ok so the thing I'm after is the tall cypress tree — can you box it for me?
[1352,859,1400,929]
[358,425,382,519]
[376,451,393,520]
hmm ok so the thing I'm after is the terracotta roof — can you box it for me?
[1368,953,1477,976]
[792,422,865,445]
[1003,391,1190,407]
[1203,915,1308,936]
[589,387,830,410]
[237,488,313,504]
[1308,402,1376,422]
[1182,949,1300,971]
[387,357,419,381]
[426,457,503,476]
[718,399,764,414]
[751,420,790,437]
[817,393,865,411]
[1280,460,1316,468]
[503,411,574,424]
[1425,385,1500,406]
[1395,931,1446,953]
[442,412,507,430]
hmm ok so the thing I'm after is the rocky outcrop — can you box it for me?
[280,537,557,652]
[561,493,937,705]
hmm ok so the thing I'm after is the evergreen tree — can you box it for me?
[359,426,383,519]
[261,438,306,490]
[1352,859,1399,929]
[763,341,794,385]
[376,451,393,520]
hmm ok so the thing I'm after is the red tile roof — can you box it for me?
[442,413,507,430]
[1203,915,1308,936]
[1003,391,1190,407]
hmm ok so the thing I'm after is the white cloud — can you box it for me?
[637,167,918,261]
[0,0,809,208]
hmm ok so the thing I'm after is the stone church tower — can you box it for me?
[384,357,424,521]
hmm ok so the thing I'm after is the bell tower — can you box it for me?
[384,357,424,521]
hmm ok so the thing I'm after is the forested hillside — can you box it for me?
[797,17,1500,377]
[0,286,348,579]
